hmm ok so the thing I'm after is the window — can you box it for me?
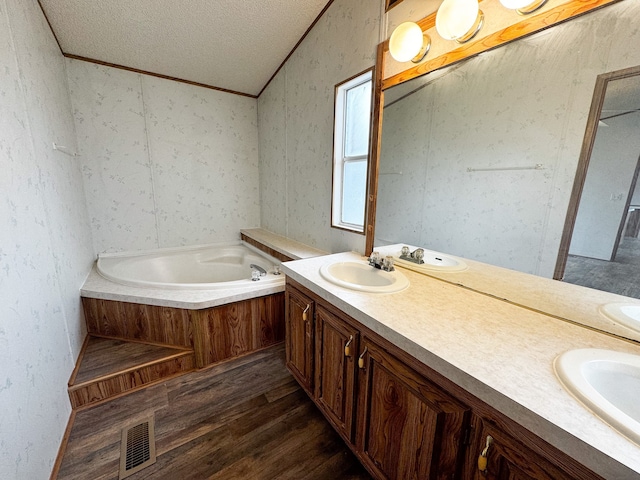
[331,69,373,233]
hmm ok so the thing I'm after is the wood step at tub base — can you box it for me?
[68,336,195,409]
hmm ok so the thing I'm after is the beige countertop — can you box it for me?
[241,228,328,260]
[281,251,640,480]
[373,243,640,343]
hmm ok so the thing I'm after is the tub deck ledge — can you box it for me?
[81,265,285,310]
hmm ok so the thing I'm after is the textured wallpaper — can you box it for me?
[67,60,261,254]
[0,0,94,478]
[258,0,382,254]
[376,0,640,277]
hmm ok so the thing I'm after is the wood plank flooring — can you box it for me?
[56,344,371,480]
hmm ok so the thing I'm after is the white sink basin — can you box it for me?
[599,303,640,334]
[554,348,640,445]
[372,245,467,274]
[319,261,409,293]
[395,250,467,273]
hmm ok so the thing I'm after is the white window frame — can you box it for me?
[331,69,374,233]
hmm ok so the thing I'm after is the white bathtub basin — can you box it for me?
[599,303,640,334]
[97,243,283,290]
[554,348,640,445]
[319,261,409,293]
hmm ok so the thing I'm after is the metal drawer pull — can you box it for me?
[344,335,354,357]
[477,435,493,475]
[302,304,310,321]
[358,347,368,369]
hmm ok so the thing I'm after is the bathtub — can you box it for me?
[97,242,283,290]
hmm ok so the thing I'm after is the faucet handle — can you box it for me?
[382,256,395,271]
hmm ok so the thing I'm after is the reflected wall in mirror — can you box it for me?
[373,0,640,341]
[375,0,640,278]
[558,68,640,298]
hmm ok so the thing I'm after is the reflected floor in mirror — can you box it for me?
[564,237,640,299]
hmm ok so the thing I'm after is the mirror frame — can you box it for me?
[554,64,640,280]
[385,0,405,12]
[365,43,386,256]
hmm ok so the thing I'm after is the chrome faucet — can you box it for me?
[400,246,425,265]
[250,264,267,281]
[368,252,395,272]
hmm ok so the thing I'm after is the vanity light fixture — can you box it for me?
[499,0,548,15]
[389,22,431,63]
[436,0,484,44]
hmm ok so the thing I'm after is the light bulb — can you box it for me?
[436,0,483,43]
[499,0,548,14]
[389,22,430,63]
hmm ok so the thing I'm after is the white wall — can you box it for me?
[570,111,640,260]
[0,0,94,478]
[67,60,261,254]
[375,0,640,277]
[258,0,382,254]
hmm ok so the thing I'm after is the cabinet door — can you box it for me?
[285,286,314,393]
[356,337,470,480]
[314,305,359,443]
[465,415,578,480]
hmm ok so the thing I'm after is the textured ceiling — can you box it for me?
[39,0,331,96]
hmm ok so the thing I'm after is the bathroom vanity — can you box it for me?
[281,251,640,480]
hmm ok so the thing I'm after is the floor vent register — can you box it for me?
[119,417,157,479]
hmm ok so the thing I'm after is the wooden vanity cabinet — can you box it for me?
[462,414,598,480]
[313,298,470,478]
[356,335,470,479]
[285,280,603,480]
[314,305,360,443]
[287,280,470,478]
[284,286,315,394]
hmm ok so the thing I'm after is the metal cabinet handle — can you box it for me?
[477,435,493,475]
[358,346,368,369]
[344,335,354,357]
[302,304,310,321]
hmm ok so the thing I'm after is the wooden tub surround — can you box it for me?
[67,336,195,409]
[73,293,285,409]
[82,294,285,369]
[72,231,323,410]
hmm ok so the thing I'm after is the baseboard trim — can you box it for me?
[49,408,76,480]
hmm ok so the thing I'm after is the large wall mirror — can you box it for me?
[371,0,640,342]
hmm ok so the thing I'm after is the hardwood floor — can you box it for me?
[56,344,371,480]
